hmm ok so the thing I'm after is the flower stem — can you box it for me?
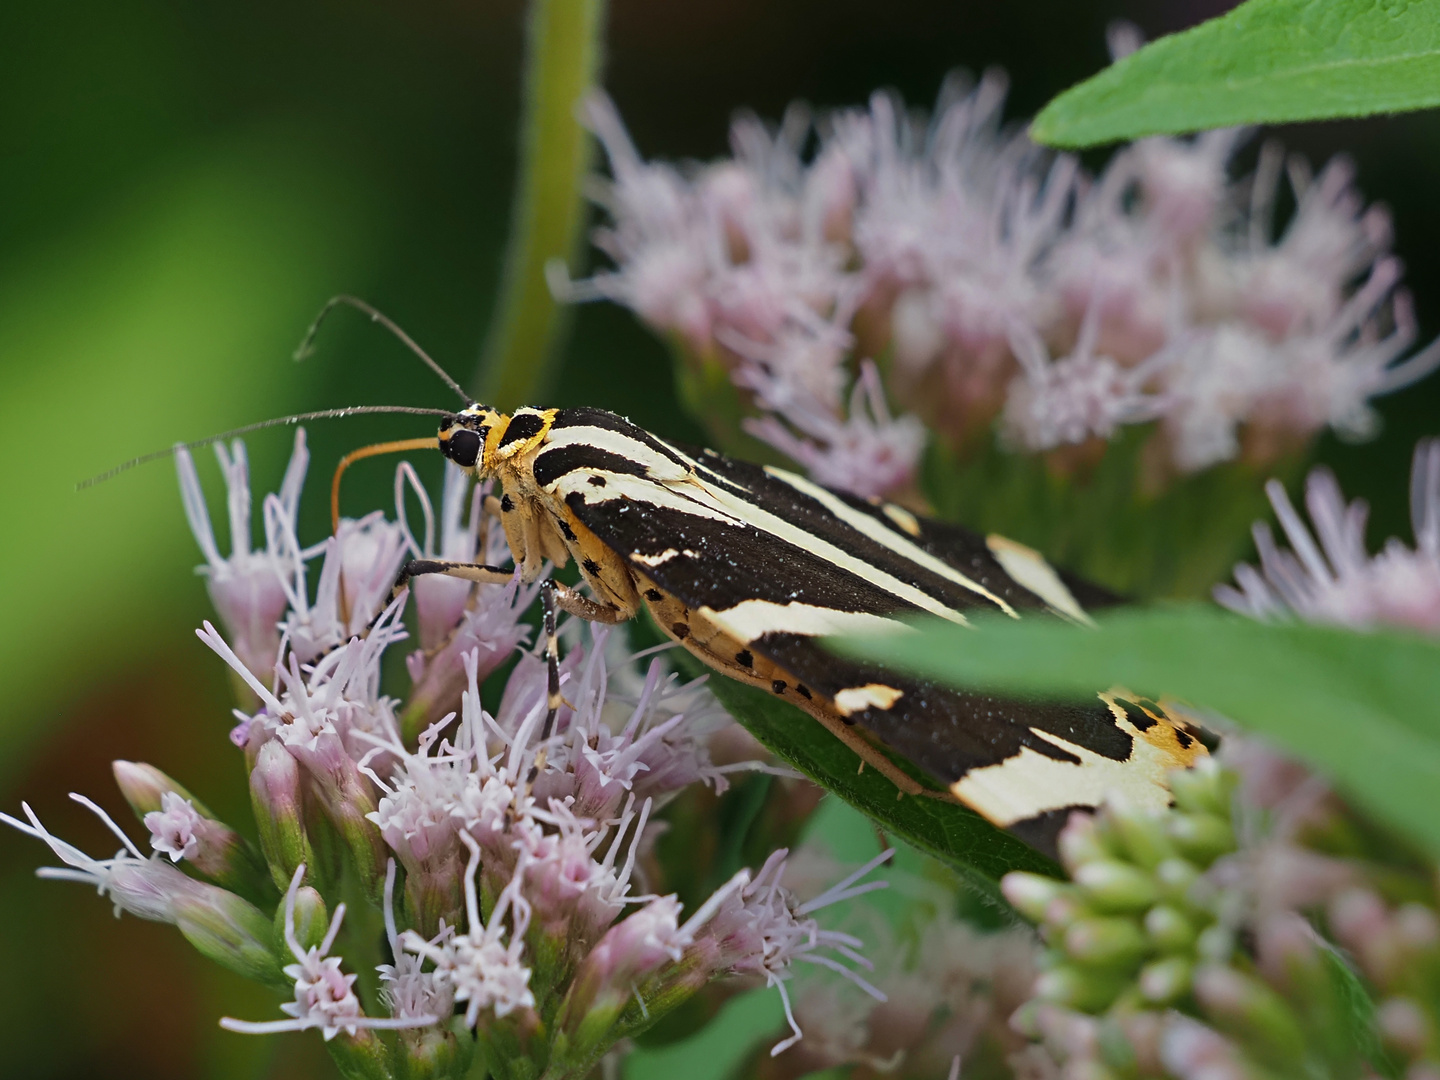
[473,0,607,408]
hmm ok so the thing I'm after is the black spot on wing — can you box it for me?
[564,491,921,615]
[1114,698,1157,731]
[748,631,1134,786]
[532,443,650,489]
[499,411,547,448]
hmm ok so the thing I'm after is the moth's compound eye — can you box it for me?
[443,428,482,468]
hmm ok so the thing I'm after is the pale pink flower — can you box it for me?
[401,834,536,1027]
[222,864,435,1039]
[1217,439,1440,634]
[143,791,205,863]
[1001,305,1169,453]
[3,795,201,922]
[694,847,894,1056]
[177,429,308,679]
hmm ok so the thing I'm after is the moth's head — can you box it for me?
[438,405,505,473]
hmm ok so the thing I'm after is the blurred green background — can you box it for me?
[3,1,1438,1076]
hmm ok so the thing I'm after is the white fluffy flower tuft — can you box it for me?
[1217,438,1440,634]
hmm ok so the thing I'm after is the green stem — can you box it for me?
[474,0,607,408]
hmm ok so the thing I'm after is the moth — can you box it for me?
[385,400,1210,858]
[100,298,1209,859]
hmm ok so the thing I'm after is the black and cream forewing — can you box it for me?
[531,408,1208,854]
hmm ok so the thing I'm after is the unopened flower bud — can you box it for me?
[1165,813,1235,865]
[1003,871,1068,923]
[396,1020,474,1080]
[296,745,388,900]
[1057,812,1115,872]
[559,895,690,1051]
[1010,1000,1044,1038]
[113,760,198,816]
[1395,903,1440,951]
[1193,963,1307,1065]
[1167,759,1234,818]
[1106,801,1175,869]
[1144,904,1198,952]
[1043,891,1088,932]
[1074,860,1157,913]
[323,1030,394,1080]
[172,880,284,989]
[1154,857,1200,904]
[1196,924,1235,964]
[282,883,329,956]
[1138,956,1194,1003]
[1063,916,1148,968]
[1034,964,1127,1013]
[1376,996,1430,1058]
[250,742,313,891]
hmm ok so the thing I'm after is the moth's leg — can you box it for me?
[805,707,932,800]
[527,580,564,785]
[550,580,636,624]
[390,558,515,602]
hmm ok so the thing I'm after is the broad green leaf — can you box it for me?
[697,669,1058,898]
[833,606,1440,857]
[1319,946,1400,1078]
[1032,0,1440,148]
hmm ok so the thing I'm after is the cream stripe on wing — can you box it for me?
[951,723,1175,826]
[554,469,745,526]
[557,462,974,628]
[702,599,913,642]
[765,466,1019,618]
[986,534,1094,626]
[540,424,690,482]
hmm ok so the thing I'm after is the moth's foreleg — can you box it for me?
[390,558,515,602]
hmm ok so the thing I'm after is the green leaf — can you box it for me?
[833,606,1440,857]
[697,669,1059,899]
[1032,0,1440,148]
[1319,946,1400,1078]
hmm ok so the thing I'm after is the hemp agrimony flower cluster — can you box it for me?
[574,50,1439,502]
[4,430,897,1080]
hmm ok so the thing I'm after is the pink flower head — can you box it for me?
[143,791,205,863]
[1216,439,1440,634]
[222,864,436,1040]
[401,833,536,1027]
[694,847,894,1056]
[176,429,309,679]
[2,795,202,922]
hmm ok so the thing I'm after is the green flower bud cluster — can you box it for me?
[1003,759,1400,1079]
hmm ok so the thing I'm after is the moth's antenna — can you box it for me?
[295,295,474,405]
[77,405,456,490]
